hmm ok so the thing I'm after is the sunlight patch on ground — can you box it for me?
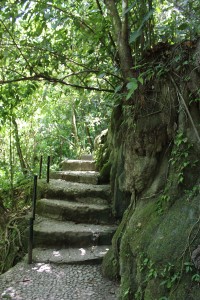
[99,248,109,255]
[1,287,22,299]
[32,263,52,273]
[79,248,86,256]
[52,250,61,257]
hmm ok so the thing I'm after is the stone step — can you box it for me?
[37,199,113,224]
[42,179,111,203]
[79,154,93,161]
[62,159,96,171]
[50,170,99,185]
[31,245,110,264]
[34,216,117,248]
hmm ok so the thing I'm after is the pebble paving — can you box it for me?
[0,261,119,300]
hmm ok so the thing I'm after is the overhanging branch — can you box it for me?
[0,74,115,93]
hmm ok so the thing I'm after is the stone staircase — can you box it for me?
[32,156,116,264]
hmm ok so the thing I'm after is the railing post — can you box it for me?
[39,155,43,179]
[28,217,34,264]
[47,155,50,183]
[32,175,37,220]
[28,175,37,264]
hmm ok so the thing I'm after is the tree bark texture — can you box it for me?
[12,117,28,175]
[104,0,135,80]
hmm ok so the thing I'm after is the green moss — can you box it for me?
[127,199,162,251]
[113,188,200,299]
[119,240,138,299]
[37,179,48,199]
[143,279,167,300]
[98,161,112,184]
[101,248,120,280]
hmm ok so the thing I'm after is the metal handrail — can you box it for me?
[28,156,51,264]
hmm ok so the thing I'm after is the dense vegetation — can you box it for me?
[0,0,200,297]
[0,0,199,206]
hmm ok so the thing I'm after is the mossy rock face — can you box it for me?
[147,194,200,263]
[94,129,110,171]
[101,248,119,280]
[110,189,200,299]
[110,145,131,218]
[98,161,111,184]
[143,279,167,300]
[102,42,200,299]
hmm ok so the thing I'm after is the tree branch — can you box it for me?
[0,74,115,93]
[61,69,122,81]
[121,0,129,41]
[96,0,117,53]
[104,0,122,39]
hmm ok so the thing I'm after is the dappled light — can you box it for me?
[52,250,61,257]
[32,263,52,273]
[0,262,119,299]
[79,248,86,256]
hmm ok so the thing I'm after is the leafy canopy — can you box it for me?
[0,0,199,91]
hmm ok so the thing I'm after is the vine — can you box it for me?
[135,253,200,300]
[169,131,194,184]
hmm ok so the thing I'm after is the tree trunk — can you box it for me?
[71,106,79,150]
[104,0,135,81]
[12,117,28,175]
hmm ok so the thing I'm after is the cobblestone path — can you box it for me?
[0,261,119,300]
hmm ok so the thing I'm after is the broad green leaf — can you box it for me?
[142,9,154,24]
[98,73,106,79]
[178,23,188,30]
[123,1,136,15]
[114,85,122,94]
[35,24,43,36]
[138,77,143,84]
[126,78,138,100]
[129,29,142,43]
[130,9,154,44]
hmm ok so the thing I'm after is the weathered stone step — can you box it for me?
[79,154,93,161]
[42,179,111,202]
[34,217,117,248]
[37,198,113,224]
[31,245,110,264]
[62,159,96,171]
[50,170,99,185]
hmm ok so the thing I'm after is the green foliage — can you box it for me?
[0,81,112,211]
[154,0,200,43]
[129,9,154,44]
[184,185,200,201]
[160,263,181,289]
[126,78,138,100]
[192,273,200,283]
[137,253,200,299]
[156,192,171,215]
[169,131,194,184]
[125,77,144,100]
